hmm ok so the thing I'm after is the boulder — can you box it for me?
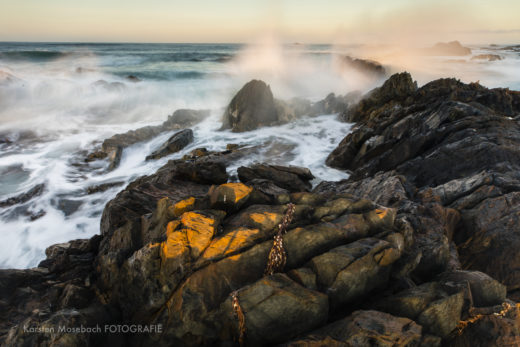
[221,80,281,132]
[427,41,472,56]
[238,164,314,192]
[145,129,194,160]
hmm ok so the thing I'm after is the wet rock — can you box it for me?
[221,80,281,132]
[87,109,208,170]
[86,181,125,194]
[238,164,314,192]
[339,55,387,79]
[54,198,83,216]
[126,75,141,82]
[145,129,194,160]
[309,93,350,116]
[0,183,45,208]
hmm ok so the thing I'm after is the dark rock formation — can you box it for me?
[0,183,45,208]
[339,55,387,80]
[325,72,520,337]
[237,164,314,192]
[2,73,520,346]
[221,80,353,132]
[427,41,472,56]
[221,80,281,132]
[145,129,194,160]
[86,109,208,170]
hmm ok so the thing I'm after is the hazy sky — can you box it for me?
[0,0,519,44]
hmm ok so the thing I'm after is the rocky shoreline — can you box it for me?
[1,72,520,346]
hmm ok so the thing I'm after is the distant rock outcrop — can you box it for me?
[472,54,502,61]
[427,41,472,56]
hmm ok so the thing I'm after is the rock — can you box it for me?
[445,300,520,347]
[163,109,210,129]
[87,109,208,170]
[221,80,280,132]
[309,93,349,116]
[208,182,253,212]
[418,291,465,337]
[0,183,45,208]
[325,71,520,326]
[86,181,125,194]
[238,164,314,192]
[339,56,387,79]
[54,198,83,216]
[0,235,107,345]
[472,54,502,61]
[427,41,472,56]
[340,71,417,123]
[220,274,328,345]
[145,129,194,160]
[286,310,428,346]
[457,192,520,299]
[438,270,507,307]
[308,237,402,308]
[126,75,141,82]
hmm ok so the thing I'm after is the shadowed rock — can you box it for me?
[145,129,194,160]
[221,80,281,132]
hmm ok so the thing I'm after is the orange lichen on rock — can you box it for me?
[161,226,189,262]
[375,208,388,220]
[201,228,261,261]
[173,197,196,217]
[221,183,253,202]
[160,212,218,262]
[180,212,217,258]
[249,212,278,225]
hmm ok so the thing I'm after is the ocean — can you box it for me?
[0,41,519,268]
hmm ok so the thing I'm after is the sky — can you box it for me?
[0,0,519,44]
